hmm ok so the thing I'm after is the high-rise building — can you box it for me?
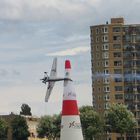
[90,18,140,140]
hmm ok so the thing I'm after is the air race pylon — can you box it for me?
[60,60,84,140]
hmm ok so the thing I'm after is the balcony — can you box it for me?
[124,94,135,101]
[124,86,140,94]
[123,63,131,68]
[114,61,122,66]
[113,35,121,42]
[123,52,140,59]
[124,45,140,51]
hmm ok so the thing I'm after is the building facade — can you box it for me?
[90,18,140,140]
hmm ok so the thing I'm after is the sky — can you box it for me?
[0,0,140,116]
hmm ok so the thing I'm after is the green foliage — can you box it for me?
[0,118,8,140]
[37,114,61,139]
[106,104,136,135]
[37,106,105,140]
[20,104,32,116]
[11,115,30,140]
[79,106,104,140]
[52,114,61,138]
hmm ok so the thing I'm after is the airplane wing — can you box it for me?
[45,58,57,102]
[45,81,55,102]
[50,57,57,78]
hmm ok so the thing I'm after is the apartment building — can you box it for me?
[90,18,140,140]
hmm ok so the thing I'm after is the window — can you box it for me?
[102,52,109,59]
[98,105,101,109]
[124,94,134,100]
[104,27,108,33]
[102,44,109,50]
[96,45,99,51]
[90,29,93,34]
[132,69,137,75]
[104,60,109,67]
[131,34,136,43]
[104,69,109,74]
[124,35,131,42]
[97,79,100,83]
[97,70,100,74]
[124,45,132,50]
[115,94,123,100]
[97,62,100,66]
[102,35,108,42]
[136,35,140,42]
[113,35,121,41]
[113,27,121,32]
[104,103,110,109]
[102,28,104,33]
[113,44,121,49]
[114,69,122,74]
[117,138,124,140]
[113,52,121,57]
[93,96,95,102]
[96,36,99,42]
[93,103,96,108]
[102,27,108,33]
[104,95,110,101]
[114,77,122,82]
[104,86,110,92]
[124,52,131,58]
[98,95,101,100]
[115,86,123,91]
[123,27,129,33]
[114,61,122,66]
[124,61,131,67]
[96,28,99,34]
[137,70,140,74]
[96,53,100,59]
[124,86,133,92]
[104,77,110,84]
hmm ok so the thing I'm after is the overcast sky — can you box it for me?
[0,0,140,116]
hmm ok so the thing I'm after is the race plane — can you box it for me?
[40,58,72,102]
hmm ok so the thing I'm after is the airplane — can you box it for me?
[40,58,72,102]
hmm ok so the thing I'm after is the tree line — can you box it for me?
[36,104,136,140]
[0,104,137,140]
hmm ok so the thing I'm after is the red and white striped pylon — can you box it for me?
[60,60,84,140]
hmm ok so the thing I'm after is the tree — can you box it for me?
[106,104,136,139]
[52,114,61,139]
[79,106,104,140]
[0,118,8,140]
[20,104,32,116]
[11,115,30,140]
[37,114,61,140]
